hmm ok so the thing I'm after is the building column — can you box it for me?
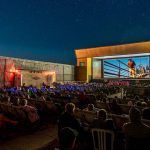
[87,58,92,82]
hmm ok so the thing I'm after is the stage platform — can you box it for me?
[0,124,58,150]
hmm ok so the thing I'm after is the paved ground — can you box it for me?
[0,124,58,150]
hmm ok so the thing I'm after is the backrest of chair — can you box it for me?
[96,102,110,112]
[119,104,131,114]
[91,128,115,150]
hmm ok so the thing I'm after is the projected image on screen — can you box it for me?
[104,56,150,78]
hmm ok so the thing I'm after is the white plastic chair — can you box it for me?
[91,128,115,150]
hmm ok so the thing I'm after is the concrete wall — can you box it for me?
[12,58,74,82]
[0,56,74,87]
[75,66,87,81]
[21,70,55,87]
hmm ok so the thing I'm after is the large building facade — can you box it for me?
[75,41,150,81]
[0,56,74,87]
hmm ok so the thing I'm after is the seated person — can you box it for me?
[83,104,99,112]
[142,107,150,120]
[123,107,150,150]
[0,113,18,139]
[90,109,117,150]
[12,98,20,106]
[134,101,142,107]
[0,113,17,128]
[91,109,116,131]
[127,101,133,107]
[58,103,90,148]
[143,96,150,102]
[108,99,122,115]
[58,103,81,135]
[78,91,88,109]
[20,99,40,123]
[134,95,140,101]
[59,127,77,150]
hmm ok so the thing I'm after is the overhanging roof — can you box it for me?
[75,41,150,59]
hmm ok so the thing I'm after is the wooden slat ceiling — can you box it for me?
[75,41,150,59]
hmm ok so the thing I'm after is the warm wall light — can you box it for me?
[10,69,13,72]
[10,69,16,73]
[49,71,55,75]
[9,69,19,73]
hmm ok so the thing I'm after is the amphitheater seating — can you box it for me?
[82,110,97,123]
[96,102,110,112]
[96,101,148,115]
[91,128,115,150]
[110,114,150,130]
[109,114,129,130]
[119,104,131,114]
[0,102,28,122]
[74,109,97,123]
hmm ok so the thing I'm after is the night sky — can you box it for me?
[0,0,150,65]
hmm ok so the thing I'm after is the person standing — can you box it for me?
[128,59,136,78]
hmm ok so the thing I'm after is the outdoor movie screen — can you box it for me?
[103,56,150,78]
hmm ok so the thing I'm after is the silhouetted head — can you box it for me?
[129,107,141,123]
[135,101,142,107]
[87,104,94,111]
[134,95,140,101]
[65,103,75,114]
[98,109,107,120]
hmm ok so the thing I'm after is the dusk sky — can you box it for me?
[0,0,150,64]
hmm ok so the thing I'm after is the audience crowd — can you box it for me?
[0,80,150,150]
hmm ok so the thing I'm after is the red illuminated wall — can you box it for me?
[0,58,21,87]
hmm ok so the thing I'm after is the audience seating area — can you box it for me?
[0,80,150,150]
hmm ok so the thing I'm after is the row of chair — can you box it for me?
[0,102,28,122]
[96,101,145,114]
[74,109,150,129]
